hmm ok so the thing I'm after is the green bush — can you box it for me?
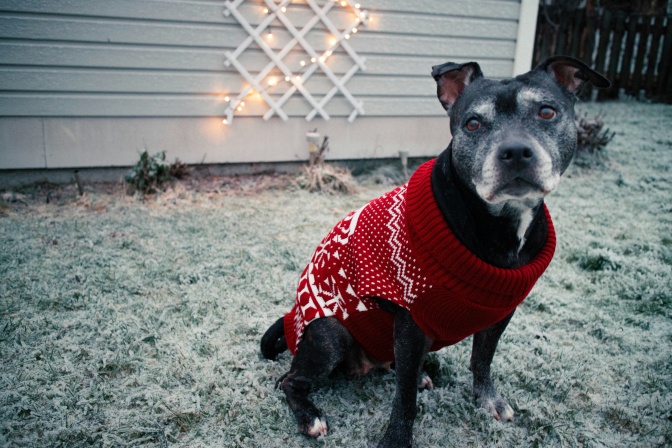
[124,151,172,194]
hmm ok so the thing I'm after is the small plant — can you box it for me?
[296,133,356,194]
[125,151,189,195]
[575,112,615,155]
[168,158,190,180]
[296,163,357,194]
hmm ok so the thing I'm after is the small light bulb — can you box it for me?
[352,27,358,33]
[222,118,228,124]
[263,7,269,14]
[355,3,361,8]
[344,34,350,40]
[285,76,290,82]
[340,1,346,6]
[237,106,242,111]
[240,101,245,107]
[281,6,286,12]
[310,57,316,63]
[224,96,230,102]
[300,60,306,67]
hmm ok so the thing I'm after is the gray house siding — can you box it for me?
[0,0,537,170]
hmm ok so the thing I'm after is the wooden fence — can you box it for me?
[533,9,672,102]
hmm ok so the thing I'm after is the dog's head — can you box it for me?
[432,56,610,209]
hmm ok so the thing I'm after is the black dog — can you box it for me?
[261,56,609,447]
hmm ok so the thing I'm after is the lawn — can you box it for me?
[1,101,671,447]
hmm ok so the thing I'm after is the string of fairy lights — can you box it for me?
[222,0,371,125]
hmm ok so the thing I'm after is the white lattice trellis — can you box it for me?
[222,0,370,125]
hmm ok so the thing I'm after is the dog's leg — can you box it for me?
[378,309,432,448]
[470,311,515,422]
[278,317,354,438]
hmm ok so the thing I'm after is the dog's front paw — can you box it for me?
[300,416,328,438]
[478,395,514,422]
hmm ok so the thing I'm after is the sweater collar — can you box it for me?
[405,159,556,297]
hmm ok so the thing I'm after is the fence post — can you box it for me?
[656,16,672,101]
[645,15,665,97]
[601,12,626,100]
[555,13,570,56]
[632,16,650,98]
[620,15,639,95]
[569,9,586,58]
[579,8,600,100]
[594,10,612,73]
[583,6,598,62]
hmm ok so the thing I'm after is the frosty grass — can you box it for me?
[1,102,671,447]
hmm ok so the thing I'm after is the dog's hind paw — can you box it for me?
[479,396,514,422]
[417,371,434,391]
[305,416,328,437]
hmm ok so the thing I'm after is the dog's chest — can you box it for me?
[286,160,556,361]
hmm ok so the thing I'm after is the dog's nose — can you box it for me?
[498,145,535,167]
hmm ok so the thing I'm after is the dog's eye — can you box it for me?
[539,107,556,120]
[466,118,480,131]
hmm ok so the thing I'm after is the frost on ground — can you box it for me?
[1,102,671,448]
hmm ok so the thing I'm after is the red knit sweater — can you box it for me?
[284,159,556,362]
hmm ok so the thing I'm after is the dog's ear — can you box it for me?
[431,62,483,112]
[536,56,611,95]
